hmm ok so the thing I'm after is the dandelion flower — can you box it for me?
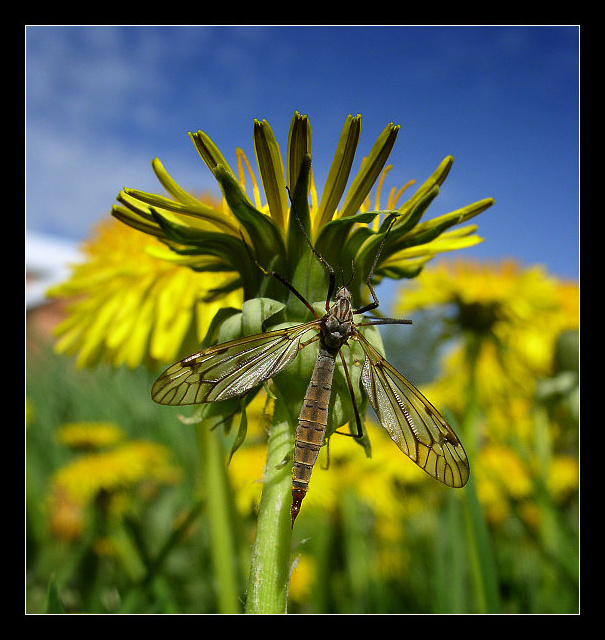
[48,215,242,369]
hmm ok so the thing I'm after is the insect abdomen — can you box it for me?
[291,345,337,525]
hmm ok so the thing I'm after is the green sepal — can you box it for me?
[212,165,287,269]
[409,198,495,239]
[213,297,287,345]
[314,211,382,268]
[353,187,440,276]
[392,185,441,238]
[115,190,157,224]
[151,157,216,209]
[375,262,425,280]
[241,297,288,336]
[287,153,313,273]
[201,276,243,301]
[149,208,262,298]
[200,306,244,349]
[397,156,453,222]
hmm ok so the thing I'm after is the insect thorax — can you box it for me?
[321,289,355,350]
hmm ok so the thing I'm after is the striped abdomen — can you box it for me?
[291,344,338,525]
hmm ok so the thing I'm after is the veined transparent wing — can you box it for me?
[357,333,470,488]
[152,320,320,406]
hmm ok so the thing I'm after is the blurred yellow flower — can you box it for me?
[48,215,243,369]
[48,486,85,540]
[289,554,315,603]
[396,258,578,404]
[57,421,125,450]
[475,444,533,522]
[52,440,181,504]
[547,456,579,500]
[48,438,182,540]
[397,257,574,335]
[393,258,578,530]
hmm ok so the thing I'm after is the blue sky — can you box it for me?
[26,25,579,285]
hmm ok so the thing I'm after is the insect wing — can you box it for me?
[357,333,470,488]
[152,320,319,406]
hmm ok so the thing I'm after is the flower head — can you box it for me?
[112,112,493,325]
[50,113,493,374]
[395,258,579,394]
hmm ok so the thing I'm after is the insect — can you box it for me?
[151,214,470,525]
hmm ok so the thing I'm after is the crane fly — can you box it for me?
[151,215,470,525]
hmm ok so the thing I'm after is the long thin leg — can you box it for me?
[358,318,412,327]
[354,214,399,315]
[286,186,336,310]
[239,231,320,319]
[333,350,364,439]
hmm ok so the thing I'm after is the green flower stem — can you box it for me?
[197,418,242,614]
[460,335,500,613]
[245,399,294,614]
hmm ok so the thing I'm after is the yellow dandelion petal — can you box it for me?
[49,217,242,369]
[51,441,181,506]
[237,148,264,211]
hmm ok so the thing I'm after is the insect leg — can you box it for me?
[354,214,399,315]
[357,318,412,327]
[286,186,336,310]
[332,349,364,440]
[239,231,320,319]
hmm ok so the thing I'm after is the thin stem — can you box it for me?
[460,335,500,613]
[245,399,294,613]
[197,418,243,614]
